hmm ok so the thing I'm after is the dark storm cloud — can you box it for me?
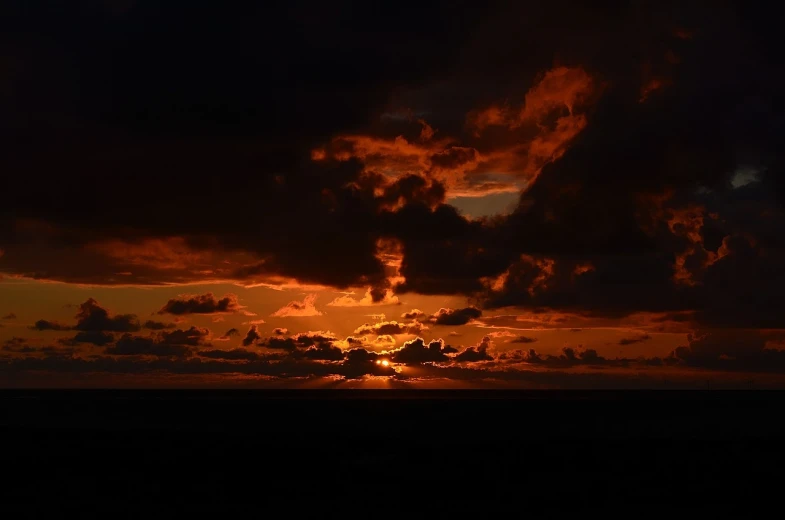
[158,293,240,315]
[0,0,783,339]
[0,0,492,291]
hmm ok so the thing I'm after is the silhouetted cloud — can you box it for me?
[390,337,456,364]
[198,348,260,361]
[143,320,176,330]
[30,320,71,331]
[619,334,652,346]
[158,293,240,315]
[353,321,427,336]
[215,328,240,341]
[429,307,482,326]
[106,335,193,357]
[242,325,262,347]
[60,331,115,346]
[454,336,494,362]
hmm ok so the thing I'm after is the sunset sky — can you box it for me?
[1,0,784,388]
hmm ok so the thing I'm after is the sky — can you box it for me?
[1,0,784,388]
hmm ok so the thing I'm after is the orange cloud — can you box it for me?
[271,294,323,317]
[327,289,400,307]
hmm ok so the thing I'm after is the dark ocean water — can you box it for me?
[2,390,784,513]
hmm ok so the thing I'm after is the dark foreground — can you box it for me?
[2,390,784,513]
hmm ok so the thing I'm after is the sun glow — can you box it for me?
[376,359,390,367]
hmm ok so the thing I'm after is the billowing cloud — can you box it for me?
[271,294,323,317]
[353,320,427,336]
[29,299,141,333]
[390,337,457,364]
[454,336,494,363]
[272,328,289,336]
[0,2,783,388]
[401,309,425,319]
[74,298,141,332]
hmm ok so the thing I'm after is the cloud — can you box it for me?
[215,328,240,341]
[157,326,211,347]
[242,325,262,347]
[619,334,652,346]
[30,320,71,331]
[158,293,241,315]
[353,320,427,336]
[272,328,289,336]
[454,336,494,362]
[327,289,400,307]
[668,330,785,372]
[271,294,323,317]
[60,331,115,346]
[401,309,425,319]
[198,348,260,361]
[509,335,538,344]
[1,313,16,320]
[0,1,783,385]
[143,320,175,330]
[106,335,193,358]
[429,307,482,326]
[390,337,457,364]
[71,299,139,332]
